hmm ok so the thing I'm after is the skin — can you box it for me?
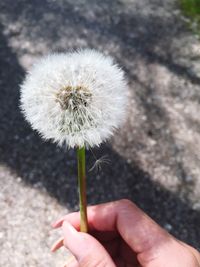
[51,199,200,267]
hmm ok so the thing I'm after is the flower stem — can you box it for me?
[77,146,88,232]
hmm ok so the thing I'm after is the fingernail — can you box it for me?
[50,237,64,252]
[51,222,56,228]
[51,221,58,228]
[51,218,63,228]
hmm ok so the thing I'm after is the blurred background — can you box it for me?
[0,0,200,266]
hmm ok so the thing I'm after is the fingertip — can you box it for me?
[51,217,65,228]
[50,246,57,253]
[51,222,57,228]
[51,237,64,252]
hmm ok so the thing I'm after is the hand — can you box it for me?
[51,199,200,267]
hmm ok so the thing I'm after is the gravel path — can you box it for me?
[0,0,200,266]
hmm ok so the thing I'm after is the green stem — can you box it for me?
[77,146,88,232]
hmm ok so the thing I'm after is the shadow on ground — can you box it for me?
[0,1,200,249]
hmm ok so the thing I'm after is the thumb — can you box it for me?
[62,221,115,267]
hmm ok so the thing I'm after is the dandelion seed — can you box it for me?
[89,154,111,172]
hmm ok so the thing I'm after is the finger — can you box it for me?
[53,218,119,242]
[51,236,119,258]
[52,215,69,228]
[51,237,64,252]
[62,221,115,267]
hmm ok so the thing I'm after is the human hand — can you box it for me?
[51,199,200,267]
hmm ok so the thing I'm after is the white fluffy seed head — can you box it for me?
[20,49,128,148]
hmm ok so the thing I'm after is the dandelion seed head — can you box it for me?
[20,49,128,148]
